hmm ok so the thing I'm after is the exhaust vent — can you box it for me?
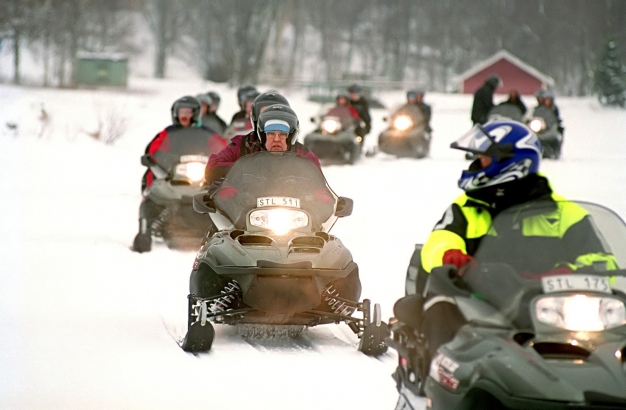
[532,342,591,360]
[289,236,325,254]
[237,235,273,246]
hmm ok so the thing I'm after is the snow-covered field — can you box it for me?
[1,77,626,410]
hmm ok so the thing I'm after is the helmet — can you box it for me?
[207,91,221,105]
[256,104,299,148]
[451,120,542,192]
[336,93,349,103]
[407,89,425,100]
[195,93,212,106]
[485,74,502,88]
[347,84,362,94]
[237,85,258,105]
[250,91,290,128]
[171,96,201,125]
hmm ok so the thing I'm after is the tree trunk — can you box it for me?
[13,28,21,85]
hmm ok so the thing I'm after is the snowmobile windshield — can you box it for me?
[324,106,358,129]
[392,104,425,124]
[212,151,338,231]
[488,103,523,122]
[530,105,558,129]
[459,200,626,326]
[152,127,218,172]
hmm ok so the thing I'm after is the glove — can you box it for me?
[442,249,475,276]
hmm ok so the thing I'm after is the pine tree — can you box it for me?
[593,39,626,108]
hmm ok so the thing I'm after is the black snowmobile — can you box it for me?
[181,151,388,355]
[377,104,431,159]
[527,105,563,159]
[303,106,362,165]
[389,200,626,410]
[139,127,222,250]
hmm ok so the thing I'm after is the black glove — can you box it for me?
[204,178,224,205]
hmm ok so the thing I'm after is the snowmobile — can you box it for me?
[389,200,626,410]
[487,102,524,122]
[181,151,388,355]
[377,104,431,159]
[140,127,221,250]
[303,106,362,165]
[527,105,563,159]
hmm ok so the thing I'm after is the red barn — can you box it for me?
[456,50,554,95]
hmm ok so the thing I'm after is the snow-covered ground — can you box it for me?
[1,78,626,410]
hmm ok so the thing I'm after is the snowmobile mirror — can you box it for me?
[310,117,316,123]
[427,265,471,298]
[193,192,216,214]
[141,154,153,167]
[335,197,353,217]
[382,116,388,122]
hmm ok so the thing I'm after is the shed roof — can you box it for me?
[456,49,554,86]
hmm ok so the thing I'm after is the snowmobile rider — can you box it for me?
[230,85,258,125]
[132,96,226,253]
[471,74,501,125]
[205,92,321,186]
[504,89,527,115]
[416,119,618,360]
[540,90,565,136]
[203,91,227,135]
[347,84,372,147]
[407,89,432,132]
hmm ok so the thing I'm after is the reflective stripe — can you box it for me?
[575,253,619,271]
[422,230,466,273]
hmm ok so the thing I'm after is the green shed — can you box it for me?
[75,52,128,87]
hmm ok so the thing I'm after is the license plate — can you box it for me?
[257,197,301,208]
[180,155,208,163]
[541,275,611,294]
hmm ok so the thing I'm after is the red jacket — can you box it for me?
[205,132,321,184]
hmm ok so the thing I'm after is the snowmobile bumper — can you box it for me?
[378,128,429,158]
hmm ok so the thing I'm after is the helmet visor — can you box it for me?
[451,124,513,160]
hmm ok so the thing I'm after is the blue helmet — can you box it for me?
[451,120,542,192]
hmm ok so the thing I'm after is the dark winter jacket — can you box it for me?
[349,97,372,134]
[201,113,227,135]
[205,132,322,185]
[230,110,246,125]
[421,174,617,274]
[413,102,432,126]
[505,96,527,115]
[142,124,227,190]
[471,82,497,125]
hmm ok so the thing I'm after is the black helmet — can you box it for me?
[171,96,201,125]
[347,84,362,94]
[256,104,299,148]
[207,91,220,105]
[250,91,290,128]
[237,85,258,105]
[195,93,212,106]
[486,74,502,88]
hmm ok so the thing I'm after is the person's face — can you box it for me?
[245,101,254,117]
[178,107,193,127]
[337,97,348,106]
[200,103,208,116]
[349,92,359,101]
[209,102,218,113]
[477,154,492,168]
[264,131,289,151]
[407,95,416,104]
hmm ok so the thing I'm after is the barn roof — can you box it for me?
[456,49,555,86]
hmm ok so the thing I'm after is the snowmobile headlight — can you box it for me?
[534,295,626,331]
[529,118,546,133]
[321,119,341,134]
[175,162,206,182]
[249,209,309,235]
[393,115,413,131]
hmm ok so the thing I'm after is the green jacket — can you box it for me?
[422,188,617,274]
